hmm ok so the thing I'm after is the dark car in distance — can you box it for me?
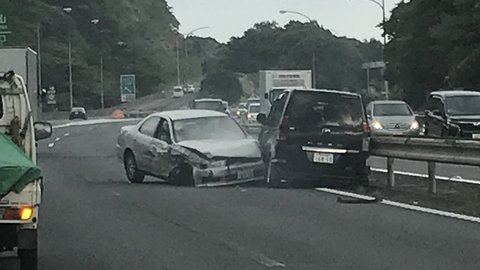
[69,107,87,120]
[256,88,370,187]
[424,91,480,139]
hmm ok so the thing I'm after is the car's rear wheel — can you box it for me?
[168,164,194,186]
[124,151,145,183]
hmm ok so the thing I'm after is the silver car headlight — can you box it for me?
[410,120,420,130]
[371,120,383,130]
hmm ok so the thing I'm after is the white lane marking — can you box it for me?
[371,167,480,185]
[64,133,70,137]
[53,118,141,129]
[316,188,480,224]
[113,192,121,197]
[55,137,61,142]
[48,143,55,148]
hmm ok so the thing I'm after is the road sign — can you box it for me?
[0,3,12,44]
[47,86,56,105]
[362,61,386,70]
[120,74,136,103]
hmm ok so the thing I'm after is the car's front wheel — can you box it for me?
[168,164,194,186]
[124,151,145,183]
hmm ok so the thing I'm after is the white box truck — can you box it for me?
[0,47,39,119]
[259,70,312,114]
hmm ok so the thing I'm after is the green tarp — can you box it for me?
[0,132,41,197]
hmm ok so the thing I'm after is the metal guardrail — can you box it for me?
[370,136,480,194]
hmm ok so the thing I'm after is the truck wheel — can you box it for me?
[266,161,283,188]
[168,164,194,186]
[124,151,145,183]
[19,248,38,270]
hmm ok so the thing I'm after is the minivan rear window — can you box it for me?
[285,91,363,130]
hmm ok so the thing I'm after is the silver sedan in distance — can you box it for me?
[116,110,264,187]
[366,100,421,136]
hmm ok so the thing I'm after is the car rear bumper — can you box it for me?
[273,151,369,184]
[193,161,264,187]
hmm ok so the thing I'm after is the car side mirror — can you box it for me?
[34,122,53,141]
[256,113,267,125]
[264,93,269,99]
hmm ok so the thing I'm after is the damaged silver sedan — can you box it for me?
[116,110,264,186]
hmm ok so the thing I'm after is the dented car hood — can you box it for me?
[177,139,261,158]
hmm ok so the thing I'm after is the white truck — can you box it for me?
[258,70,312,114]
[0,48,39,119]
[0,70,51,270]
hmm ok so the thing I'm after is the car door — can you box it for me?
[426,95,445,136]
[259,93,288,161]
[135,116,161,172]
[149,118,174,178]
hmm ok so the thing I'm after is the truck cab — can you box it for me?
[0,71,52,269]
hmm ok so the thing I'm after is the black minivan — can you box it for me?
[424,91,480,138]
[256,89,370,187]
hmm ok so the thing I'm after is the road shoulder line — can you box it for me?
[371,167,480,185]
[316,188,480,224]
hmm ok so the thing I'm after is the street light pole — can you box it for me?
[63,7,74,110]
[363,0,389,100]
[183,26,210,84]
[37,23,42,112]
[279,10,317,88]
[91,18,104,109]
[176,36,180,86]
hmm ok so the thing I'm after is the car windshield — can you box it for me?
[373,103,412,116]
[249,105,260,113]
[446,96,480,116]
[194,101,224,111]
[173,116,246,142]
[286,91,364,130]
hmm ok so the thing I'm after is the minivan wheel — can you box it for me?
[124,151,145,183]
[19,248,37,270]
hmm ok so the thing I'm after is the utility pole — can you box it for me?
[63,7,74,110]
[91,18,104,109]
[176,37,180,86]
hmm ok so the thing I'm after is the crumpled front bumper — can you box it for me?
[193,160,264,187]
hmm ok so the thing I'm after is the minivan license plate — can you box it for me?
[473,134,480,139]
[313,153,334,164]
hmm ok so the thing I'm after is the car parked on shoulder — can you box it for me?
[173,86,184,98]
[424,90,480,139]
[366,100,420,136]
[257,89,370,187]
[116,110,264,186]
[69,107,87,120]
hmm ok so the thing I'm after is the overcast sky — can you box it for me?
[167,0,403,43]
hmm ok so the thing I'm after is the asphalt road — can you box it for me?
[2,121,480,269]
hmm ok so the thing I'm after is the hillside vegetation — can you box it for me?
[4,0,182,109]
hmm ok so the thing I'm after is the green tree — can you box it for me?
[199,71,243,103]
[384,0,480,108]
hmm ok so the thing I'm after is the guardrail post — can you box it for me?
[387,157,395,188]
[428,161,437,194]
